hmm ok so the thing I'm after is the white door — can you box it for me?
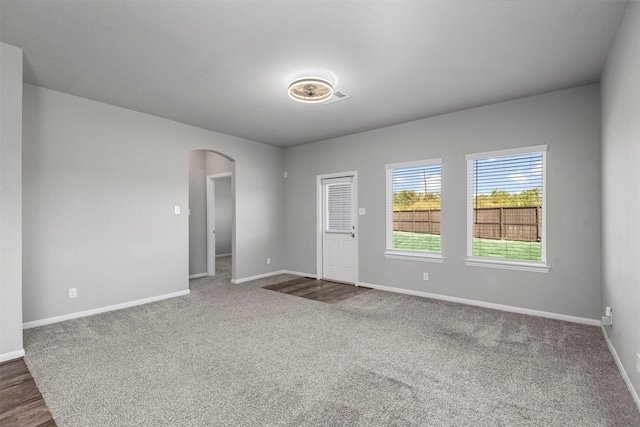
[322,176,356,283]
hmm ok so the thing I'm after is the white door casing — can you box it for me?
[317,173,358,284]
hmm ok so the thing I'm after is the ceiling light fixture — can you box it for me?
[288,77,334,104]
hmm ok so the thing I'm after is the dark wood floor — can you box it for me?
[264,277,371,303]
[0,358,56,427]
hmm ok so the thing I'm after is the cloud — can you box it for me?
[508,173,529,183]
[424,174,442,192]
[530,160,543,177]
[392,171,441,193]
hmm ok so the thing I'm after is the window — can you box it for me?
[385,159,443,262]
[325,179,353,232]
[465,145,549,272]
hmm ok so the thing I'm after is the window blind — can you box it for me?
[326,182,352,232]
[466,145,547,264]
[385,159,442,256]
[473,155,543,208]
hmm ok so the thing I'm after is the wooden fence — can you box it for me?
[393,206,542,242]
[393,210,442,236]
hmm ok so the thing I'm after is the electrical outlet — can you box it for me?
[267,257,271,265]
[636,353,640,373]
[68,288,77,299]
[423,272,429,281]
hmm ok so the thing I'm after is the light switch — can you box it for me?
[174,206,180,214]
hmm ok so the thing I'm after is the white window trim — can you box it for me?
[465,145,549,273]
[464,258,550,273]
[385,251,444,263]
[385,158,443,261]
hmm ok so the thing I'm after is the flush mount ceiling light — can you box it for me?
[288,77,334,103]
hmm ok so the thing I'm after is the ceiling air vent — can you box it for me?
[322,89,351,105]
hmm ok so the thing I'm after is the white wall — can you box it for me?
[188,151,207,275]
[284,85,602,321]
[206,151,233,175]
[601,1,640,409]
[22,84,284,323]
[0,43,24,361]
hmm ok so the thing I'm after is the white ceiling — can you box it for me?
[0,1,628,148]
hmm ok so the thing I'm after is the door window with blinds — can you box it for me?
[385,159,443,261]
[465,145,549,272]
[324,178,353,232]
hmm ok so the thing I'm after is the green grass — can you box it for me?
[393,231,441,252]
[393,232,541,261]
[472,237,541,261]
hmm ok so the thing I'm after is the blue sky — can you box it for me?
[393,165,442,194]
[392,153,542,195]
[474,153,542,195]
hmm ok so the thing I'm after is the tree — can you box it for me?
[490,189,513,206]
[515,188,541,206]
[474,187,542,208]
[393,190,420,210]
[416,192,441,210]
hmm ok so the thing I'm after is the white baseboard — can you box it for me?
[216,253,232,258]
[231,269,314,284]
[601,326,640,413]
[231,270,284,284]
[189,273,208,279]
[23,289,191,329]
[0,349,25,363]
[357,281,601,326]
[281,270,317,279]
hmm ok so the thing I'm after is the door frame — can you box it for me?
[206,172,232,276]
[316,171,359,283]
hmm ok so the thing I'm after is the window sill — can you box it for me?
[385,251,444,263]
[464,257,550,273]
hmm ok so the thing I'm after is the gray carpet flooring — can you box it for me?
[24,256,640,426]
